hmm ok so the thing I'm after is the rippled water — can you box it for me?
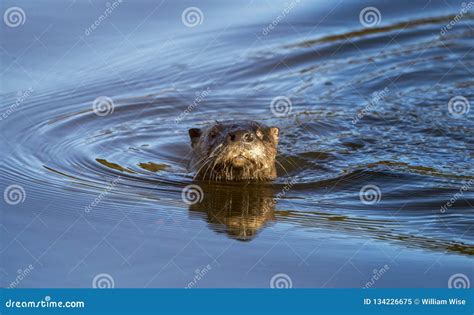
[1,0,473,288]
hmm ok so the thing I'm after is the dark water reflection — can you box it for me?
[189,183,277,241]
[0,0,473,287]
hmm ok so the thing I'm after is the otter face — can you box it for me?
[188,120,279,181]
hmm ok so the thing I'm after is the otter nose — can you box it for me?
[227,131,255,143]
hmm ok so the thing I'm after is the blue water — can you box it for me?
[0,0,473,288]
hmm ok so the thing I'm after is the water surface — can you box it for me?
[1,0,473,288]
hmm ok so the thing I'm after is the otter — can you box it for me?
[188,120,279,181]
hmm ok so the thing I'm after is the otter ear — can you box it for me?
[188,128,202,148]
[269,127,279,143]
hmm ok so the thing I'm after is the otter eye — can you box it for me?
[256,129,264,139]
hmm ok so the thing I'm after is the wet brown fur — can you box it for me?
[188,120,279,181]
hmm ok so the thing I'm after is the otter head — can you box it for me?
[188,120,279,181]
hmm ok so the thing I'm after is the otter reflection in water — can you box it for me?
[188,183,276,241]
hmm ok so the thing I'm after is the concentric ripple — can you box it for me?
[1,10,473,255]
